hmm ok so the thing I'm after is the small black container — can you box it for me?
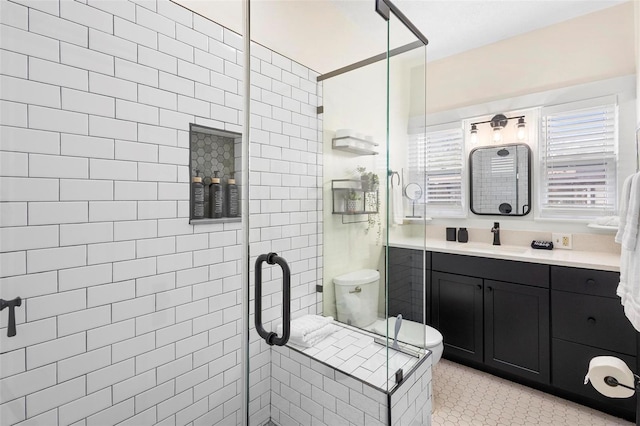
[446,227,456,241]
[457,227,469,243]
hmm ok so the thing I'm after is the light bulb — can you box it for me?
[470,132,478,145]
[470,124,478,145]
[516,117,526,141]
[493,128,502,142]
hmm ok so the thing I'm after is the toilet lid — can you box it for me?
[372,317,443,348]
[334,269,379,286]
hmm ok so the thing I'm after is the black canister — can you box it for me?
[457,227,469,243]
[446,227,456,241]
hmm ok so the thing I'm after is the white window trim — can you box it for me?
[407,122,466,218]
[538,95,619,220]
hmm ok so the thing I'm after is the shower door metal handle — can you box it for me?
[254,252,290,346]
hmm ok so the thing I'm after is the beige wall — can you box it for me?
[415,2,636,115]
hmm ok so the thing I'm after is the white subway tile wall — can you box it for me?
[269,344,433,426]
[0,1,322,426]
[247,28,323,426]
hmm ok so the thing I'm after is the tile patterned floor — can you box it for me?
[432,359,633,426]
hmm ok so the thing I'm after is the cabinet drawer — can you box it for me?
[551,266,619,298]
[552,290,637,355]
[552,338,636,415]
[432,252,549,288]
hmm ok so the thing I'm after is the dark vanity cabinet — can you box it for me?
[388,246,638,421]
[550,266,637,418]
[387,247,430,323]
[431,253,551,385]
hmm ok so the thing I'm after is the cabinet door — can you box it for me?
[484,280,550,384]
[432,272,483,363]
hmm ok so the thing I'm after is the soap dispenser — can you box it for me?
[209,171,223,218]
[457,227,468,243]
[226,173,239,217]
[191,170,205,219]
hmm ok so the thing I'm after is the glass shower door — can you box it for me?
[244,1,428,424]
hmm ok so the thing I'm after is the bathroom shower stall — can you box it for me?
[245,1,431,424]
[0,0,429,425]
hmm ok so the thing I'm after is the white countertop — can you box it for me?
[390,237,621,272]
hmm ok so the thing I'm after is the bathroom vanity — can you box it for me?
[431,252,550,385]
[387,243,637,421]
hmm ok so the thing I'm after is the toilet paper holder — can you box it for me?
[586,356,640,425]
[602,374,640,392]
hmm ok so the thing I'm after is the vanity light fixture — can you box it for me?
[470,114,526,144]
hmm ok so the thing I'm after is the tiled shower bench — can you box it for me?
[268,324,432,426]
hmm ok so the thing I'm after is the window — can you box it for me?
[408,126,465,217]
[539,98,618,219]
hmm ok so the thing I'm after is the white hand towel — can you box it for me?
[617,248,640,331]
[615,173,635,244]
[621,174,640,251]
[616,172,640,331]
[392,183,404,225]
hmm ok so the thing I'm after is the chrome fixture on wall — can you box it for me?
[470,114,526,144]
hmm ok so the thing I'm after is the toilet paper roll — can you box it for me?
[584,356,635,398]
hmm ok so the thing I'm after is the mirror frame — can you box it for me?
[469,143,532,216]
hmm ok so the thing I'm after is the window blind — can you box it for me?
[540,103,618,218]
[408,127,464,217]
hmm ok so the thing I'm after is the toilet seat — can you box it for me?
[372,317,443,348]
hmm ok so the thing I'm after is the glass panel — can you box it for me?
[386,9,428,393]
[247,0,428,422]
[321,15,389,389]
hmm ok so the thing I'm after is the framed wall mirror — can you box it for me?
[469,143,532,216]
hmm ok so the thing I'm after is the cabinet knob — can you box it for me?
[487,286,493,292]
[587,317,596,325]
[476,284,482,290]
[586,279,596,285]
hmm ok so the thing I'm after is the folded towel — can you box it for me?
[275,315,338,348]
[593,216,620,226]
[391,182,404,225]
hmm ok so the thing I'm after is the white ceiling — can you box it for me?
[178,0,628,74]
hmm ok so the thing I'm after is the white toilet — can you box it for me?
[334,269,444,365]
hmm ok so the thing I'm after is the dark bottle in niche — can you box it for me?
[226,173,239,217]
[191,171,205,219]
[209,171,224,218]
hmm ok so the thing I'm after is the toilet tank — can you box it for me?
[334,269,380,328]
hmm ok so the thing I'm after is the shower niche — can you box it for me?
[189,124,242,223]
